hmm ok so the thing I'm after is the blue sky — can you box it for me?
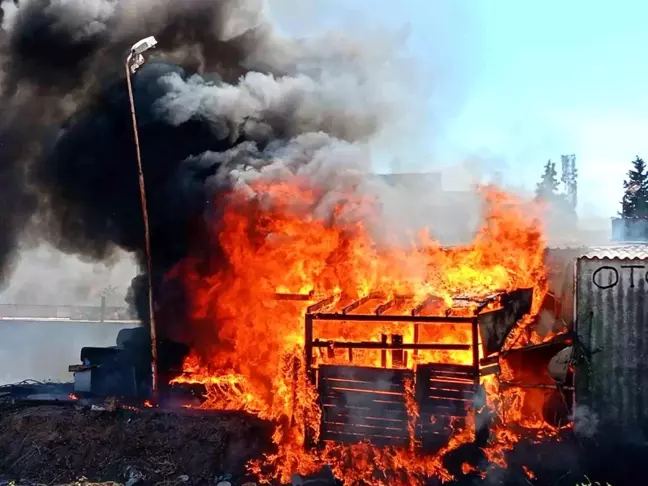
[270,0,648,217]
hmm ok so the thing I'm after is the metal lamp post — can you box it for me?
[125,36,159,402]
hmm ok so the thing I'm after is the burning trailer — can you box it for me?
[58,243,648,485]
[61,182,569,484]
[297,288,533,450]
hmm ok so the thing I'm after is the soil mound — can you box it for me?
[0,404,272,485]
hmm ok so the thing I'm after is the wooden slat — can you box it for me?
[274,292,313,301]
[427,386,474,400]
[418,370,476,387]
[480,355,499,367]
[320,379,406,398]
[317,364,414,447]
[320,377,405,394]
[424,363,476,374]
[420,419,467,432]
[318,365,413,384]
[420,398,471,416]
[418,415,468,452]
[427,374,475,385]
[418,414,455,427]
[426,368,476,380]
[320,430,409,447]
[315,363,481,449]
[312,340,471,351]
[308,295,337,313]
[322,405,408,422]
[419,428,455,438]
[342,293,384,314]
[323,416,408,430]
[322,419,408,435]
[480,363,500,376]
[420,407,470,418]
[321,401,407,413]
[321,421,410,439]
[321,391,407,410]
[423,395,472,407]
[428,379,476,394]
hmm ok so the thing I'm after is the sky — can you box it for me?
[269,0,648,218]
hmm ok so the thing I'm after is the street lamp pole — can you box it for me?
[125,36,159,402]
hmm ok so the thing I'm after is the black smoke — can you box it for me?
[37,62,234,329]
[0,0,402,343]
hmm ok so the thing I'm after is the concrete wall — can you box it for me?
[0,319,139,385]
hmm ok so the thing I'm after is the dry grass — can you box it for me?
[576,478,612,486]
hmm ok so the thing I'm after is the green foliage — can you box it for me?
[535,159,578,226]
[536,160,560,200]
[620,156,648,218]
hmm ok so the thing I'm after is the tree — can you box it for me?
[535,160,559,201]
[560,154,578,209]
[535,159,578,242]
[620,156,648,218]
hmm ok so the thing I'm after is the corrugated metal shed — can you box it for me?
[576,252,648,442]
[581,244,648,260]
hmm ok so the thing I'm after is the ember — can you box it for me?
[168,178,558,483]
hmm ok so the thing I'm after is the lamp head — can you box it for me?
[131,36,157,55]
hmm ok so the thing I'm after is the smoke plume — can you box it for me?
[0,0,424,336]
[571,404,599,439]
[0,243,137,306]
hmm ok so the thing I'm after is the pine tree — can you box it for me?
[621,156,648,218]
[560,154,578,209]
[535,160,559,201]
[535,158,579,242]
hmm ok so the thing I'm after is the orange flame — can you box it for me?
[168,179,555,483]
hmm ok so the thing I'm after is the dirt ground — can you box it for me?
[0,403,273,486]
[1,402,644,486]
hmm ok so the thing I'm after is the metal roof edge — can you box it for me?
[577,243,648,261]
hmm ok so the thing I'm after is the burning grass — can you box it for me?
[162,178,567,484]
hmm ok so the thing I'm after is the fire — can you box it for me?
[523,465,537,480]
[168,178,553,483]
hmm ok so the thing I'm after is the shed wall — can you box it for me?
[576,257,648,442]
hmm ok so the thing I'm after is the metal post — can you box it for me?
[471,318,480,380]
[571,257,579,414]
[100,295,106,322]
[471,318,480,441]
[304,315,314,383]
[125,53,158,403]
[304,314,315,448]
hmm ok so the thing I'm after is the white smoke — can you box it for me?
[154,70,384,143]
[571,404,599,439]
[0,0,18,32]
[0,243,137,306]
